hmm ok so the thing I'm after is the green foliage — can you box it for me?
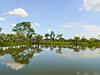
[45,33,49,39]
[12,22,35,37]
[0,28,2,32]
[50,31,55,40]
[56,34,64,40]
[34,34,43,43]
[0,21,100,47]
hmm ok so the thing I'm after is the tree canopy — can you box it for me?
[12,22,35,37]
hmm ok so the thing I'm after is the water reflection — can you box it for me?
[0,45,100,72]
[76,72,100,75]
[57,48,100,60]
[6,62,24,71]
[0,45,42,71]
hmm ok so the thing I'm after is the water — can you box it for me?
[0,45,100,75]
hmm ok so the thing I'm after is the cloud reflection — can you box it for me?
[58,49,100,60]
[0,54,24,71]
[6,62,24,71]
[76,72,99,75]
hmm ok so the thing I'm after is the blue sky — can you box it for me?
[0,0,100,39]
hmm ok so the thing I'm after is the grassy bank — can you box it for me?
[0,41,33,47]
[0,40,100,47]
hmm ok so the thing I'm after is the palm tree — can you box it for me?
[74,36,80,45]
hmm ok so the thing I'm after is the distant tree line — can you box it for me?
[0,22,100,46]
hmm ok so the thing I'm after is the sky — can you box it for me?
[0,0,100,39]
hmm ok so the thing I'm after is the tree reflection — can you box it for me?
[0,44,100,71]
[0,45,42,65]
[41,44,99,54]
[0,47,5,56]
[66,44,98,52]
[56,47,62,54]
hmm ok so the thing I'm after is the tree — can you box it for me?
[45,33,49,39]
[50,31,55,40]
[34,34,43,43]
[12,22,35,38]
[74,36,80,41]
[15,32,25,41]
[6,34,15,42]
[0,28,2,32]
[27,28,35,40]
[0,33,5,42]
[74,36,80,45]
[89,38,97,42]
[56,34,63,40]
[81,37,88,42]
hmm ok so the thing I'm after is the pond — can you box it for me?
[0,45,100,75]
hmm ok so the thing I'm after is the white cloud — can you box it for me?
[10,24,16,27]
[62,23,82,29]
[0,17,5,21]
[34,22,40,26]
[47,29,50,32]
[8,8,28,17]
[82,0,100,12]
[61,23,100,38]
[82,25,100,34]
[47,28,53,32]
[31,22,40,28]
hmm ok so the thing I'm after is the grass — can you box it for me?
[0,41,33,47]
[0,40,100,48]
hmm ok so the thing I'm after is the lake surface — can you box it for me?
[0,45,100,75]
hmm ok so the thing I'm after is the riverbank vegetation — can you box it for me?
[0,22,100,47]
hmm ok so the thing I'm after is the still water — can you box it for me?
[0,45,100,75]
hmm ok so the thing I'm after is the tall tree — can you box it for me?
[74,36,80,45]
[12,22,35,38]
[50,31,55,40]
[27,28,35,39]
